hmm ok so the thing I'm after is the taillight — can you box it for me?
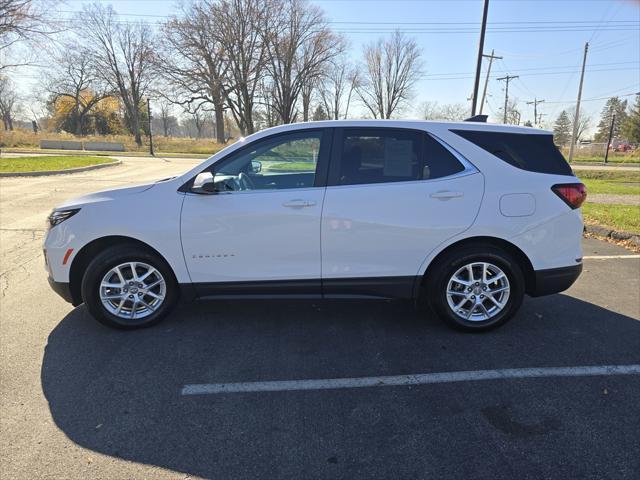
[551,183,587,209]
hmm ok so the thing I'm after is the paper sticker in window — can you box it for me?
[383,138,413,177]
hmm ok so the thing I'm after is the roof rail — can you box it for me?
[464,115,488,123]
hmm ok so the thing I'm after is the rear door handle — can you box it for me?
[282,199,316,208]
[430,191,464,200]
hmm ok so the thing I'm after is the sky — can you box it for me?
[10,0,640,132]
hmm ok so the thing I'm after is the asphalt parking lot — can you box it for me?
[1,158,639,479]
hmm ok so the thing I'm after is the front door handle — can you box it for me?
[430,191,464,200]
[282,199,316,208]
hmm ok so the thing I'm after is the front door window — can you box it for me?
[212,131,323,192]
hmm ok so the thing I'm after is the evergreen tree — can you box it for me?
[553,110,572,146]
[312,104,328,121]
[621,95,640,143]
[594,96,628,142]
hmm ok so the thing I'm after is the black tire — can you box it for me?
[81,244,178,329]
[425,244,525,332]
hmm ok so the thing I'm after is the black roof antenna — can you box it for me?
[464,115,488,122]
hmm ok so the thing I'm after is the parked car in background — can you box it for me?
[44,120,586,331]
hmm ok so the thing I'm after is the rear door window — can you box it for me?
[451,130,573,175]
[333,128,423,186]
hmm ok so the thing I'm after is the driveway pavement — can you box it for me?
[1,158,639,479]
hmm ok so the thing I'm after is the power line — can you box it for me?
[421,66,639,82]
[52,10,640,25]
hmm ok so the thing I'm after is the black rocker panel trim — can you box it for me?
[192,276,417,300]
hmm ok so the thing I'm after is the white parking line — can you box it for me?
[583,255,640,259]
[182,364,640,396]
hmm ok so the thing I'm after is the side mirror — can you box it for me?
[251,160,262,173]
[191,171,217,194]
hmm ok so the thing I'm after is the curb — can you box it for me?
[0,160,122,178]
[584,224,640,248]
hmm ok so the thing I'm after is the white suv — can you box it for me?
[44,120,586,331]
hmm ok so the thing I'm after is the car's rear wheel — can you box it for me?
[426,245,525,331]
[81,245,178,329]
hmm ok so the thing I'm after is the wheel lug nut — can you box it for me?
[128,295,133,299]
[138,292,142,296]
[480,295,484,299]
[129,281,133,286]
[471,295,475,299]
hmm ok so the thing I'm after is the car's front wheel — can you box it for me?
[426,245,525,331]
[81,245,178,329]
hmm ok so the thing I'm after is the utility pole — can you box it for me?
[479,49,502,115]
[604,114,615,164]
[537,112,546,126]
[147,98,155,157]
[497,74,518,124]
[568,42,589,163]
[471,0,490,116]
[526,98,545,125]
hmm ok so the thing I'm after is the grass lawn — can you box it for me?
[0,156,116,173]
[581,178,640,195]
[572,156,639,164]
[268,161,315,172]
[583,203,640,234]
[575,169,640,181]
[1,129,228,155]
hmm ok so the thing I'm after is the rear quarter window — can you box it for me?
[451,130,573,176]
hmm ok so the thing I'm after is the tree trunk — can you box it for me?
[302,95,310,122]
[214,104,225,144]
[75,115,84,136]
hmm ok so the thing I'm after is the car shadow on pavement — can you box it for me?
[42,296,640,479]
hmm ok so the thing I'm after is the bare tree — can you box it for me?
[158,1,230,143]
[498,98,521,125]
[180,103,214,138]
[357,31,422,119]
[255,79,278,129]
[80,4,154,146]
[46,46,112,135]
[214,0,270,135]
[0,0,60,71]
[263,0,342,124]
[419,101,468,121]
[0,75,18,130]
[570,110,592,143]
[317,56,359,120]
[156,99,178,137]
[300,77,316,122]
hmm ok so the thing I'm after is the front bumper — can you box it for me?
[47,276,75,304]
[529,263,583,297]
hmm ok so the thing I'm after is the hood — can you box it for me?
[55,183,156,209]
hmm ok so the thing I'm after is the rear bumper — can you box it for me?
[529,263,583,297]
[47,276,75,304]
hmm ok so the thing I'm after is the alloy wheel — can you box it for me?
[446,262,510,322]
[99,261,166,321]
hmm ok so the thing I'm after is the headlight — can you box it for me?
[48,208,80,228]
